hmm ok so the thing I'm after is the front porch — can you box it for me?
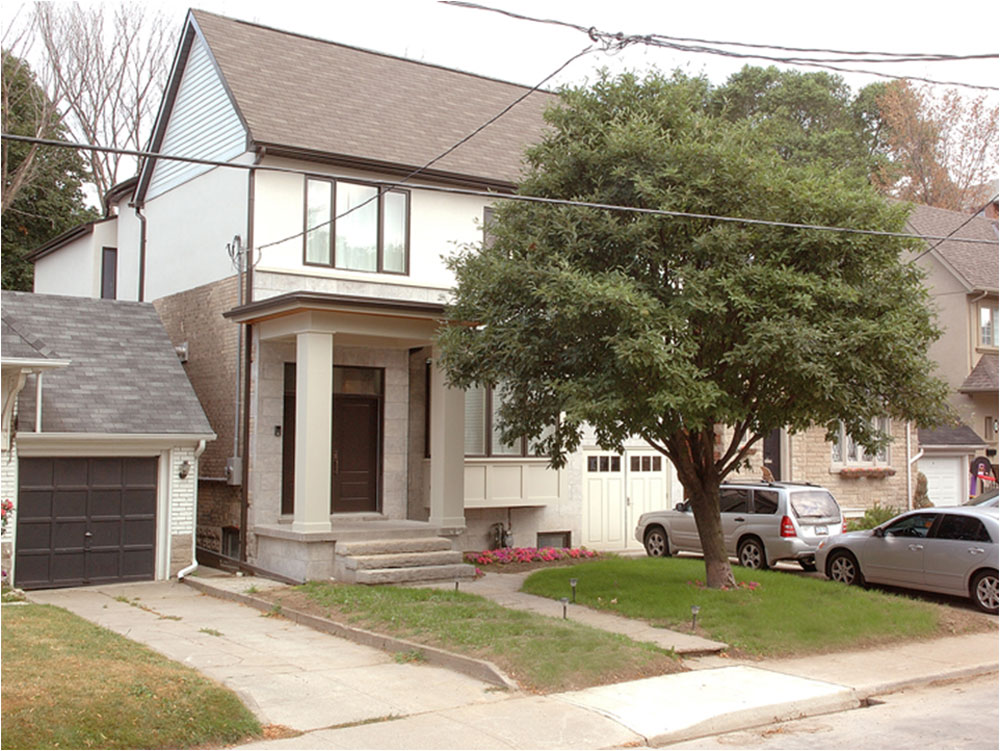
[225,291,471,584]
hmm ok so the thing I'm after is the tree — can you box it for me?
[1,50,97,290]
[32,1,171,214]
[709,66,887,178]
[437,72,950,589]
[874,80,998,212]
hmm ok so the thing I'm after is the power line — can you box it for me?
[3,133,996,248]
[446,2,999,91]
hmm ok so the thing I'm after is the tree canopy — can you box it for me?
[1,50,97,291]
[437,71,950,588]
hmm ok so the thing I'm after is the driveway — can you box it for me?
[27,580,513,732]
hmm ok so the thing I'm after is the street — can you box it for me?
[666,672,999,750]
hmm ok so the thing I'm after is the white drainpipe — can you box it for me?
[177,439,208,580]
[906,422,924,511]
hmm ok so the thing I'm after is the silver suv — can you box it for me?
[635,482,845,571]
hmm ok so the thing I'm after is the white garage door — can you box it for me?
[921,456,964,507]
[583,450,673,550]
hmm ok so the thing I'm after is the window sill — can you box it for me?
[834,467,896,479]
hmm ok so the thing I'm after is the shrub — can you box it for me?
[847,502,899,531]
[912,472,932,508]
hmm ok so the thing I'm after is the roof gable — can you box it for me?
[907,204,999,292]
[1,291,213,436]
[178,10,553,187]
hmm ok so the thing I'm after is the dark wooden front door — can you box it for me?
[763,428,782,481]
[332,395,380,513]
[15,457,157,589]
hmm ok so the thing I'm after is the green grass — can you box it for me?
[521,557,967,657]
[292,580,681,692]
[1,604,261,749]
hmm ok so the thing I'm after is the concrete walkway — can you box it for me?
[25,570,998,750]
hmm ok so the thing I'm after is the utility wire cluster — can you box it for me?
[446,1,999,91]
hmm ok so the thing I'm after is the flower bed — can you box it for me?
[465,546,601,567]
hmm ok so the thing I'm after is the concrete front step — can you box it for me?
[352,563,477,585]
[343,550,464,571]
[337,537,453,556]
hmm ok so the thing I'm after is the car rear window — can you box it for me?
[789,490,840,519]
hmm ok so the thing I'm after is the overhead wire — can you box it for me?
[2,133,995,248]
[906,194,1000,264]
[445,1,999,91]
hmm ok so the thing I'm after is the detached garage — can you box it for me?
[1,291,215,589]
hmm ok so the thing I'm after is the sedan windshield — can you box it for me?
[790,490,840,519]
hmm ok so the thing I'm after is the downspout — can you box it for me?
[132,202,148,302]
[178,439,208,580]
[906,422,924,511]
[34,372,43,432]
[239,152,261,563]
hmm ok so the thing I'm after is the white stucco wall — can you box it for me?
[143,160,251,301]
[32,219,117,298]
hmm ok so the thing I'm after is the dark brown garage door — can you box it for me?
[15,457,158,589]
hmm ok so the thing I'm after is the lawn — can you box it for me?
[270,581,682,692]
[1,604,261,750]
[520,557,991,657]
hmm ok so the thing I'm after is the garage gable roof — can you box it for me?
[918,423,986,448]
[1,291,213,436]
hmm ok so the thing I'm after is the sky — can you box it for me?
[3,0,998,97]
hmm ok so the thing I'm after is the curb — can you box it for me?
[182,577,520,691]
[854,662,999,699]
[646,688,862,747]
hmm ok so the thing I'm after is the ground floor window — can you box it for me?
[831,417,891,465]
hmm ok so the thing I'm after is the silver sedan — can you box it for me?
[815,506,999,614]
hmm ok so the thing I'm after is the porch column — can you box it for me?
[429,352,465,531]
[293,331,333,533]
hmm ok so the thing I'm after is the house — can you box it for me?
[29,9,636,583]
[0,291,215,589]
[907,203,999,504]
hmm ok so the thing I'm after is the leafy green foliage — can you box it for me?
[437,70,950,587]
[847,502,902,531]
[1,52,98,290]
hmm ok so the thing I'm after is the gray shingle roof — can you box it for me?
[1,316,57,361]
[190,10,554,186]
[906,204,999,292]
[919,423,986,447]
[2,291,214,436]
[960,353,999,393]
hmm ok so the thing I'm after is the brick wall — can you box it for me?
[153,275,241,478]
[196,481,242,552]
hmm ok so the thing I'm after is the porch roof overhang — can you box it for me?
[224,291,449,347]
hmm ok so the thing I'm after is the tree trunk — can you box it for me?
[665,427,737,590]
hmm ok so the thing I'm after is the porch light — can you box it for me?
[569,578,578,603]
[561,596,569,619]
[178,460,191,480]
[690,604,701,631]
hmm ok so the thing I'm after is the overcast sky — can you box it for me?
[4,0,998,96]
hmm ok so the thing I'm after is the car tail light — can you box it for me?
[780,515,797,537]
[842,518,847,533]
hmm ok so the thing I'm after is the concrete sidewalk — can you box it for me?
[26,571,998,750]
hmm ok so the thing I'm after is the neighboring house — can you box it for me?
[0,291,215,589]
[907,204,999,505]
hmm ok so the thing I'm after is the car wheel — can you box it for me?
[644,527,669,558]
[798,559,818,572]
[737,537,768,570]
[970,570,999,615]
[827,550,864,586]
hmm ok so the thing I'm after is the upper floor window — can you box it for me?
[304,178,409,274]
[980,304,998,348]
[831,417,891,466]
[101,247,117,299]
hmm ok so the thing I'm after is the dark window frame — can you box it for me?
[101,246,117,299]
[464,384,535,458]
[303,177,410,275]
